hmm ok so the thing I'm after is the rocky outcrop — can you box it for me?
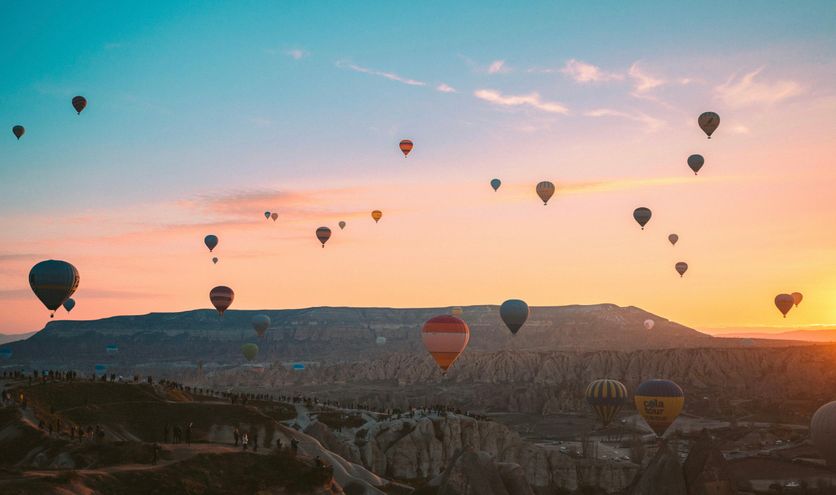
[628,442,687,495]
[435,448,534,495]
[683,430,738,495]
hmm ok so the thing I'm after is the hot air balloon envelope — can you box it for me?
[698,112,720,138]
[371,210,382,223]
[339,221,346,230]
[264,211,271,219]
[634,379,684,437]
[252,314,271,337]
[490,179,501,191]
[775,294,794,318]
[29,260,80,316]
[675,262,688,277]
[687,154,705,175]
[586,379,628,427]
[12,125,24,140]
[399,139,413,157]
[668,234,679,246]
[316,227,332,247]
[271,212,278,221]
[811,401,836,465]
[209,286,234,315]
[292,363,306,371]
[500,299,529,335]
[212,257,218,264]
[451,307,463,317]
[72,96,87,114]
[204,235,218,252]
[791,292,803,307]
[536,181,555,205]
[241,343,259,362]
[633,207,652,229]
[63,298,76,313]
[422,315,470,372]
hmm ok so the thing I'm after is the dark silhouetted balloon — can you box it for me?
[339,221,346,230]
[72,96,87,114]
[204,235,218,252]
[698,112,720,138]
[775,294,794,318]
[668,234,679,246]
[811,401,836,466]
[63,298,76,313]
[316,227,331,247]
[490,179,501,192]
[264,211,271,219]
[536,181,555,205]
[399,139,413,157]
[634,379,684,437]
[371,210,382,223]
[29,260,80,317]
[687,154,704,175]
[12,125,24,140]
[212,257,218,264]
[500,299,529,335]
[675,262,688,277]
[422,315,470,373]
[271,212,278,221]
[586,379,628,427]
[633,207,652,229]
[792,292,803,307]
[252,314,270,337]
[209,286,234,316]
[241,343,259,362]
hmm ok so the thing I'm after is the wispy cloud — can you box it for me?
[474,89,569,114]
[436,83,457,93]
[561,59,623,83]
[584,108,665,132]
[336,61,426,86]
[286,48,309,60]
[714,68,802,108]
[487,60,510,74]
[628,62,665,95]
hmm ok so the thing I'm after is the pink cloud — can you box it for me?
[561,59,623,83]
[714,68,802,108]
[474,89,569,114]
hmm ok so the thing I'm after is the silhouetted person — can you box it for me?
[185,422,192,445]
[173,426,182,444]
[233,427,240,446]
[290,438,298,456]
[152,443,160,465]
[242,432,249,451]
[276,438,282,451]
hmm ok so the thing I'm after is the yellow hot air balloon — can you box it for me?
[371,210,382,223]
[634,379,684,437]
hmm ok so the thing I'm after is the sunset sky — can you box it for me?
[1,1,834,334]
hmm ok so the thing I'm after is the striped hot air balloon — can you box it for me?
[316,227,331,247]
[29,260,80,318]
[634,379,684,437]
[421,315,470,373]
[536,181,555,205]
[209,286,234,316]
[252,314,270,337]
[399,139,413,157]
[585,379,628,427]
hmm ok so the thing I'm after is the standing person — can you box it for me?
[290,438,298,457]
[152,443,160,465]
[242,432,249,451]
[233,427,240,446]
[185,422,192,446]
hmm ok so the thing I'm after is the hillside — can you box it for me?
[716,327,836,342]
[2,304,723,368]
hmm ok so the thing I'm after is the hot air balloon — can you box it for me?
[775,294,794,318]
[209,286,234,316]
[204,235,218,252]
[451,307,463,317]
[105,344,119,354]
[29,260,80,317]
[212,257,218,264]
[271,212,278,221]
[371,210,382,223]
[316,227,331,247]
[586,379,628,427]
[399,139,413,157]
[252,314,271,337]
[698,112,720,139]
[72,96,87,114]
[644,319,655,330]
[536,181,555,205]
[490,179,501,192]
[675,262,688,277]
[634,379,684,437]
[811,401,836,465]
[633,207,652,229]
[500,299,529,335]
[12,125,24,140]
[241,343,259,362]
[421,315,470,373]
[339,221,346,230]
[264,211,271,219]
[668,234,679,246]
[376,336,387,345]
[63,298,76,313]
[792,292,803,307]
[687,154,705,175]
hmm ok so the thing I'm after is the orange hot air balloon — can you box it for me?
[536,181,555,205]
[371,210,382,223]
[791,292,803,307]
[316,227,331,247]
[72,96,87,114]
[421,315,470,373]
[399,139,413,157]
[775,294,794,318]
[209,286,234,316]
[271,212,278,221]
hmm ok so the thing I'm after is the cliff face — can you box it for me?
[4,304,722,366]
[306,413,637,494]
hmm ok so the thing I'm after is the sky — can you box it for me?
[1,1,835,334]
